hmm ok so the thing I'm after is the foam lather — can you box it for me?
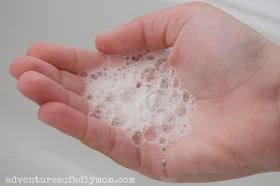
[80,49,196,161]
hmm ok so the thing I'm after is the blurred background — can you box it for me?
[1,0,280,185]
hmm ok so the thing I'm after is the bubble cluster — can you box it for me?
[81,49,196,162]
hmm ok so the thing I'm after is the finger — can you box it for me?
[18,71,88,114]
[38,102,141,171]
[10,56,84,95]
[26,42,103,74]
[95,2,209,54]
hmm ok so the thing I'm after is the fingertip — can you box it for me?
[38,102,60,124]
[10,56,28,78]
[10,56,52,80]
[38,102,70,126]
[38,102,87,139]
[95,34,106,53]
[26,42,48,57]
[95,30,120,54]
[17,71,67,105]
[9,59,18,78]
[95,21,146,54]
[17,71,42,94]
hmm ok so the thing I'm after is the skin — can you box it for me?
[9,2,280,183]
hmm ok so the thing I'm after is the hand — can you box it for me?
[10,2,280,183]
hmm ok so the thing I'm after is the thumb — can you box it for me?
[95,2,209,54]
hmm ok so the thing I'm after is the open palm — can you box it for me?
[10,2,280,183]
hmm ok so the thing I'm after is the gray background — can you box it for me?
[0,0,280,185]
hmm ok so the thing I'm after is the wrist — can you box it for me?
[271,44,280,171]
[257,43,280,172]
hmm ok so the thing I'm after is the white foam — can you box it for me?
[80,49,196,161]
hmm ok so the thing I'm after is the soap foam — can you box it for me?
[81,49,196,162]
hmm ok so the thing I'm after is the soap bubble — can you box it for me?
[161,113,176,133]
[155,76,169,89]
[111,115,126,127]
[175,103,187,116]
[118,87,137,102]
[181,91,190,102]
[146,90,172,113]
[132,130,143,145]
[142,68,157,82]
